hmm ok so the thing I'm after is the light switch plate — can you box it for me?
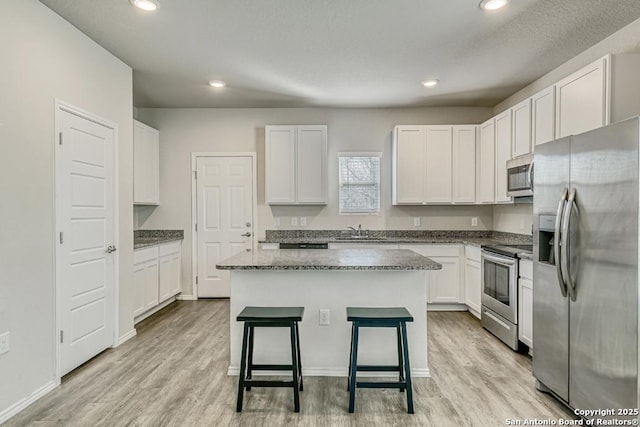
[319,309,330,325]
[300,217,307,226]
[291,217,298,226]
[413,217,421,227]
[0,332,10,355]
[471,217,478,227]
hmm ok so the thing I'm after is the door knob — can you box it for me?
[105,245,117,253]
[241,232,252,237]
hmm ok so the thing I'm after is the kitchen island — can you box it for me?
[216,248,441,377]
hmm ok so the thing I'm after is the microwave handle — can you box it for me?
[528,160,534,191]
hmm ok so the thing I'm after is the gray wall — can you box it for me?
[0,0,133,417]
[135,107,495,297]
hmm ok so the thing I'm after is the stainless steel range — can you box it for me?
[481,244,532,350]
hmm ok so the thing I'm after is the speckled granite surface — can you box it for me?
[216,248,443,271]
[260,230,532,248]
[134,230,184,249]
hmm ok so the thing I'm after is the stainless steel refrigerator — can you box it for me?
[533,117,639,418]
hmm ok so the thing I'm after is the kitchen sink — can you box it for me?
[334,236,387,241]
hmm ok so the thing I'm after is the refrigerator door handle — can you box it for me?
[554,187,568,297]
[561,188,577,301]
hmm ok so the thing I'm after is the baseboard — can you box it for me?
[114,329,137,347]
[427,304,468,312]
[227,366,430,378]
[0,380,58,424]
[176,294,196,301]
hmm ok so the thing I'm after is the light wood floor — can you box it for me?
[5,301,573,426]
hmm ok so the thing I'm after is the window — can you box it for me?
[339,153,381,214]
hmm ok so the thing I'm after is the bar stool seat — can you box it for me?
[236,306,304,413]
[346,307,414,414]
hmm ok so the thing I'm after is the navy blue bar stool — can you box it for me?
[236,306,304,413]
[346,307,414,414]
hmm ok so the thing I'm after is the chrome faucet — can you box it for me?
[347,224,363,236]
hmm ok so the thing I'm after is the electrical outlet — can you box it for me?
[300,217,307,226]
[274,217,281,227]
[291,217,298,226]
[471,217,478,227]
[413,217,421,227]
[0,332,10,355]
[319,309,330,325]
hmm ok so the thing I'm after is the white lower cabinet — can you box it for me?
[399,244,463,305]
[464,245,481,318]
[328,243,399,249]
[134,241,182,323]
[518,259,533,349]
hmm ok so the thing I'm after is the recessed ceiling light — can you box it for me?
[479,0,509,11]
[421,79,439,88]
[208,80,226,88]
[129,0,160,12]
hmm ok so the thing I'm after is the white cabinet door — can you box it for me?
[494,110,512,204]
[452,125,476,203]
[133,263,146,317]
[296,126,327,204]
[133,120,160,205]
[144,259,159,311]
[519,277,533,348]
[425,126,453,203]
[532,86,556,146]
[464,258,481,318]
[555,57,607,138]
[512,99,532,158]
[477,118,495,204]
[265,126,296,204]
[393,126,426,204]
[159,242,181,302]
[328,243,399,249]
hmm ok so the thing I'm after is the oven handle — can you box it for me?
[481,251,517,267]
[560,188,577,301]
[554,187,568,298]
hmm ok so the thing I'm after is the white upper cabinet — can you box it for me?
[452,125,476,203]
[265,125,327,205]
[511,98,532,158]
[393,125,475,205]
[494,110,512,204]
[425,126,453,203]
[531,86,556,146]
[133,120,160,205]
[392,126,427,204]
[477,118,495,204]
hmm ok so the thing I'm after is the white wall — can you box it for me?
[135,107,494,296]
[0,0,133,418]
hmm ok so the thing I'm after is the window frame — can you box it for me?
[338,152,382,215]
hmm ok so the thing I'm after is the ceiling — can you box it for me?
[40,0,640,109]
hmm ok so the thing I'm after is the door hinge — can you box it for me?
[195,223,197,232]
[59,232,64,244]
[194,171,197,180]
[60,330,64,343]
[196,276,198,285]
[59,132,63,145]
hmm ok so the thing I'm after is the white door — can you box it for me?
[196,156,254,298]
[425,126,453,203]
[56,107,116,376]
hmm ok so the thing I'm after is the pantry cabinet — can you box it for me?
[265,125,327,205]
[133,120,160,205]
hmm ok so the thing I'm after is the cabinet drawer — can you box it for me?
[520,260,533,280]
[465,245,481,262]
[399,244,460,257]
[159,241,181,257]
[134,246,159,264]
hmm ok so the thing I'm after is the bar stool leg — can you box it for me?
[295,322,303,392]
[400,322,414,414]
[397,325,405,392]
[236,322,250,412]
[348,322,359,413]
[347,323,354,391]
[289,322,301,412]
[246,325,254,391]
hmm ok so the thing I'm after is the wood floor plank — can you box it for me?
[4,301,574,426]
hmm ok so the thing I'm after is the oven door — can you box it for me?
[481,250,518,323]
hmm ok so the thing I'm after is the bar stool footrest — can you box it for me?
[243,380,297,388]
[356,365,401,372]
[249,364,295,371]
[356,381,407,389]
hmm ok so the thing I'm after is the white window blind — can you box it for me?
[339,153,381,214]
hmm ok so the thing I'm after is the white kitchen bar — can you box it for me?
[216,248,442,377]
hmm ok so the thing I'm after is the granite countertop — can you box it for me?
[134,230,184,249]
[216,248,443,271]
[259,230,532,248]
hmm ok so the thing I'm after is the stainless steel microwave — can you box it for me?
[506,154,533,197]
